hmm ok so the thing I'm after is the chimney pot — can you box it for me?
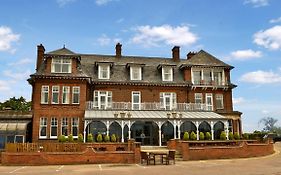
[172,46,180,62]
[115,43,122,58]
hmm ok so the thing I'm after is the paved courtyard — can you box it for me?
[0,143,281,175]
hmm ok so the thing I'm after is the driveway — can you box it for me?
[0,143,280,175]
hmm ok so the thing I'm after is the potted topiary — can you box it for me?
[58,135,67,143]
[97,133,103,142]
[199,132,205,140]
[228,132,234,140]
[111,134,117,142]
[104,135,110,142]
[205,132,211,140]
[87,133,93,142]
[68,134,74,142]
[78,133,84,143]
[190,131,197,140]
[234,132,240,140]
[220,131,227,140]
[183,132,189,141]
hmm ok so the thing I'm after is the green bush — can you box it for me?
[242,133,249,140]
[68,134,74,142]
[199,132,205,140]
[97,134,103,142]
[220,131,226,140]
[183,132,189,141]
[58,135,67,143]
[205,132,211,140]
[228,132,234,140]
[78,133,84,142]
[190,131,197,140]
[104,135,110,142]
[234,132,240,140]
[111,134,117,142]
[87,133,93,142]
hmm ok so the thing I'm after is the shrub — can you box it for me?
[111,134,117,142]
[228,132,234,140]
[58,135,67,143]
[234,132,240,140]
[220,131,226,140]
[199,132,204,140]
[97,134,103,142]
[68,134,74,142]
[78,133,84,142]
[87,133,93,142]
[104,135,110,142]
[205,132,211,140]
[190,131,197,140]
[242,133,249,140]
[183,132,189,141]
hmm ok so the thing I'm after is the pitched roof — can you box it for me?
[183,50,233,69]
[46,47,76,55]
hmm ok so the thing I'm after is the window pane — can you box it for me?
[62,64,70,73]
[15,136,24,143]
[193,71,201,84]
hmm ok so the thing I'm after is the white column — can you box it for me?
[211,121,214,140]
[106,121,110,136]
[128,120,131,139]
[177,121,181,139]
[173,120,177,139]
[225,121,229,140]
[196,121,199,140]
[121,120,124,142]
[159,129,162,146]
[83,120,88,143]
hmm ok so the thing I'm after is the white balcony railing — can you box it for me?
[86,101,209,111]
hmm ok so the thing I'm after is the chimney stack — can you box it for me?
[172,46,180,62]
[115,43,122,58]
[187,51,196,60]
[36,44,45,71]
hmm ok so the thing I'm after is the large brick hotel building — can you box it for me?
[28,43,242,145]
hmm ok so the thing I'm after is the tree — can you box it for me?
[0,96,31,111]
[259,117,278,132]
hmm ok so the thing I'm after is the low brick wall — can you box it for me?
[1,140,141,165]
[168,139,274,160]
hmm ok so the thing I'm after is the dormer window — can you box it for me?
[98,64,110,79]
[130,67,142,80]
[162,67,173,81]
[51,58,72,73]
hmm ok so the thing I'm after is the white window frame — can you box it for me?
[206,93,213,111]
[215,94,224,109]
[194,93,203,104]
[62,86,70,104]
[61,118,68,136]
[191,68,202,85]
[93,91,112,109]
[98,64,110,79]
[162,67,173,81]
[51,58,72,73]
[72,117,79,138]
[39,117,47,139]
[132,91,141,110]
[160,92,177,110]
[14,135,25,143]
[130,67,142,80]
[51,86,59,104]
[50,118,58,139]
[72,86,80,104]
[41,86,49,104]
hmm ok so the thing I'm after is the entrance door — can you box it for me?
[131,121,158,145]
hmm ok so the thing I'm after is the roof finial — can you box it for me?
[63,44,65,48]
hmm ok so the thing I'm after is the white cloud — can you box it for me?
[8,58,33,66]
[233,97,245,105]
[269,17,281,24]
[240,70,281,84]
[244,0,269,7]
[95,0,118,6]
[0,26,20,53]
[0,80,10,91]
[230,49,262,60]
[56,0,76,7]
[131,25,198,47]
[253,25,281,50]
[3,70,31,81]
[96,34,121,46]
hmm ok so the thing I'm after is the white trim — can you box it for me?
[51,57,72,73]
[130,67,142,80]
[206,93,213,111]
[62,86,70,104]
[72,86,80,104]
[71,117,79,138]
[51,86,60,104]
[93,91,112,109]
[98,64,110,79]
[14,135,25,143]
[39,117,47,139]
[132,91,141,110]
[50,117,58,139]
[160,92,177,110]
[215,94,224,109]
[41,86,49,104]
[162,67,173,81]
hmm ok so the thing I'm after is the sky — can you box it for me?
[0,0,281,132]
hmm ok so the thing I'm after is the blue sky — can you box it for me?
[0,0,281,132]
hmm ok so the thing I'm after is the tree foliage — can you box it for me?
[0,96,31,111]
[259,117,278,132]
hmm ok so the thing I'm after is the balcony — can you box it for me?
[193,80,227,86]
[86,101,209,111]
